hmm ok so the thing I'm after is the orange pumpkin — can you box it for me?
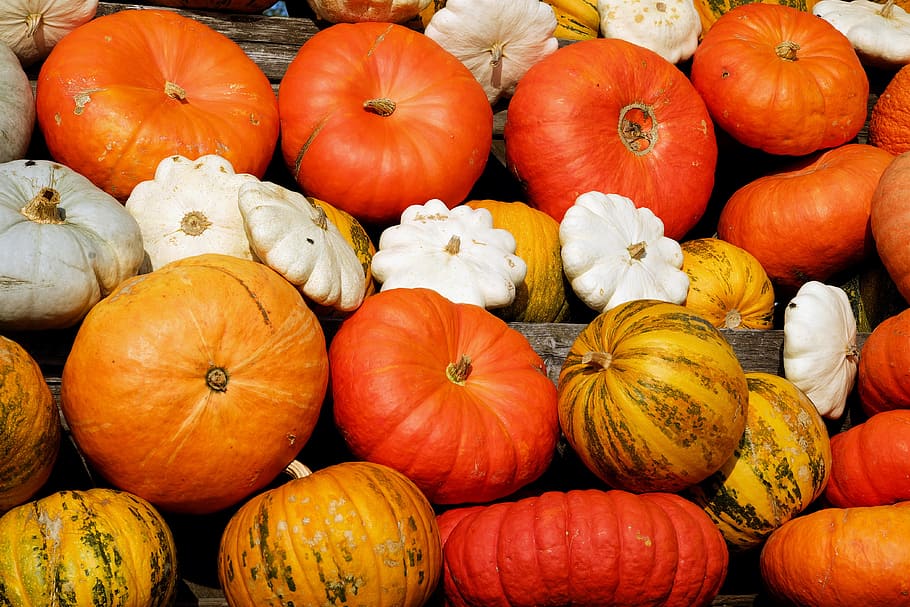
[60,253,329,514]
[694,0,818,37]
[871,151,910,303]
[35,9,279,201]
[857,307,910,416]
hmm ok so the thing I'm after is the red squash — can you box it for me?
[503,38,717,240]
[35,9,279,201]
[278,22,493,227]
[328,287,560,505]
[858,307,910,416]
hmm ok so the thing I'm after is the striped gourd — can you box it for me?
[695,0,818,35]
[219,461,443,607]
[557,299,749,493]
[545,0,600,40]
[0,488,178,606]
[683,373,832,550]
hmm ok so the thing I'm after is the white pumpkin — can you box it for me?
[783,280,859,420]
[306,0,431,23]
[597,0,701,64]
[238,181,367,312]
[813,0,910,67]
[424,0,559,104]
[0,42,35,163]
[0,159,144,330]
[0,0,98,67]
[124,154,261,272]
[559,191,689,313]
[371,198,527,308]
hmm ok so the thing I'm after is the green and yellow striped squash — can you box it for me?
[0,335,61,513]
[545,0,600,41]
[0,488,178,606]
[557,299,749,493]
[218,461,443,607]
[695,0,819,37]
[683,372,832,550]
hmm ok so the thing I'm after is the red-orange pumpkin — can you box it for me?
[35,9,279,201]
[328,287,560,505]
[503,38,718,240]
[60,254,329,514]
[871,152,910,304]
[278,22,492,227]
[857,307,910,416]
[690,3,869,157]
[717,144,894,292]
[441,489,729,607]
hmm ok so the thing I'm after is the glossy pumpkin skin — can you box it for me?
[557,299,748,493]
[60,253,329,514]
[760,501,910,607]
[278,22,492,227]
[694,0,818,36]
[329,287,559,505]
[442,489,728,607]
[690,3,868,156]
[218,461,442,607]
[684,372,831,550]
[717,144,894,292]
[825,409,910,507]
[465,199,570,323]
[504,38,718,240]
[0,488,178,607]
[680,237,775,330]
[35,9,279,201]
[857,307,910,415]
[871,152,910,304]
[0,336,60,513]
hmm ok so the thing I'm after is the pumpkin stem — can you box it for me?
[180,211,212,236]
[284,460,313,479]
[206,366,229,392]
[724,309,743,329]
[446,354,473,384]
[619,103,659,156]
[164,80,188,102]
[627,241,647,261]
[310,202,329,230]
[363,97,396,117]
[775,41,800,62]
[21,187,65,224]
[489,42,505,89]
[444,234,461,255]
[25,12,42,37]
[880,0,896,17]
[581,351,613,370]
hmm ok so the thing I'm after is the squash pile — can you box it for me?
[4,0,910,606]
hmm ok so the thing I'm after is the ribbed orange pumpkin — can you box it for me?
[60,253,329,514]
[871,151,910,304]
[557,299,748,493]
[857,307,910,416]
[218,461,442,607]
[0,335,60,512]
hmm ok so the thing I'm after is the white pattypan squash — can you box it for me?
[597,0,701,64]
[783,281,859,420]
[306,0,431,23]
[0,159,144,330]
[813,0,910,67]
[371,198,527,308]
[0,0,98,67]
[0,42,34,164]
[125,154,261,272]
[424,0,559,104]
[238,181,367,312]
[559,191,689,313]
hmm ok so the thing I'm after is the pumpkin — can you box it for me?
[0,0,97,66]
[557,299,749,493]
[683,372,831,550]
[35,8,279,201]
[441,489,729,607]
[423,0,559,105]
[218,461,442,607]
[0,336,60,513]
[0,42,34,164]
[0,488,178,607]
[278,21,492,227]
[141,0,277,12]
[857,307,910,416]
[680,237,776,330]
[503,37,718,240]
[813,0,910,67]
[825,409,910,508]
[870,63,910,156]
[870,151,910,303]
[597,0,703,63]
[124,154,261,271]
[689,3,868,156]
[0,158,145,331]
[717,144,895,292]
[544,0,600,40]
[465,199,570,323]
[60,253,329,514]
[328,287,560,505]
[694,0,818,36]
[305,0,432,23]
[760,501,910,607]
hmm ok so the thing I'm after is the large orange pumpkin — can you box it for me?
[857,307,910,416]
[278,21,492,227]
[35,9,279,201]
[871,151,910,303]
[60,253,329,514]
[503,37,718,240]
